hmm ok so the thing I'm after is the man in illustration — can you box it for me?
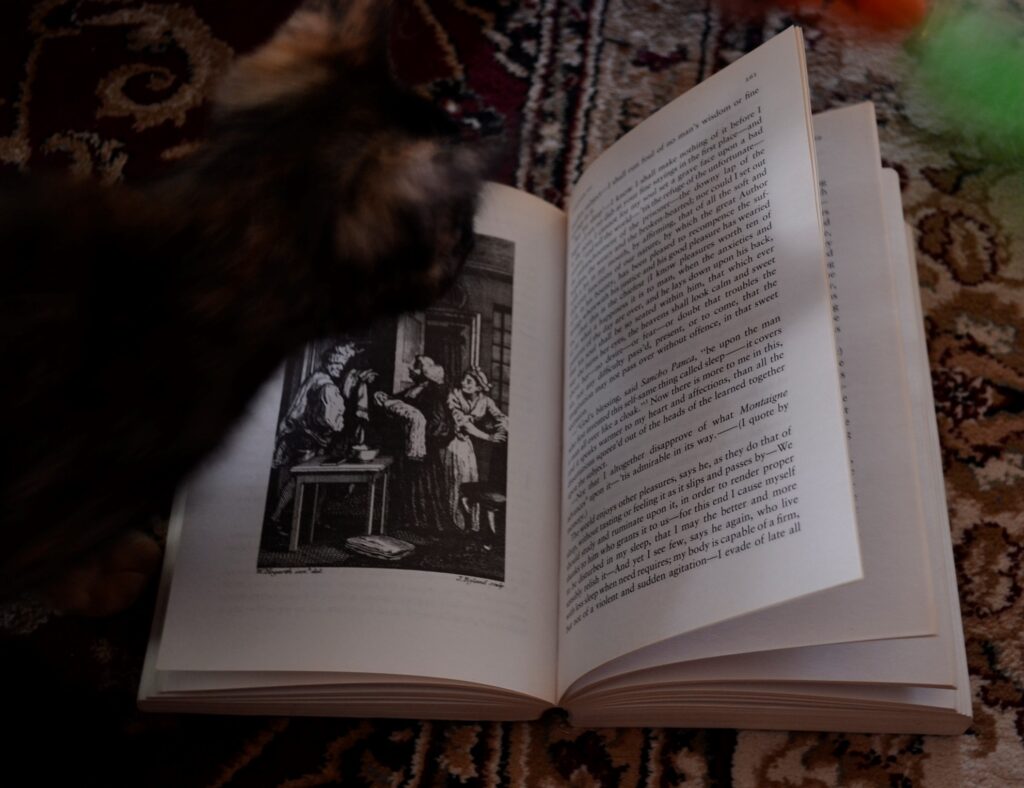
[268,342,377,526]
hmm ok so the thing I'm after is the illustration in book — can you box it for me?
[257,235,515,581]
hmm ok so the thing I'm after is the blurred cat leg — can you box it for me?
[45,529,162,617]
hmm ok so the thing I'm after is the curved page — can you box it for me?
[558,28,860,694]
[157,184,565,704]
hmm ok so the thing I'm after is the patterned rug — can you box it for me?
[2,1,1023,785]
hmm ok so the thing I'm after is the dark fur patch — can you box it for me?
[0,0,486,597]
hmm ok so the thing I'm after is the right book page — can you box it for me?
[558,28,861,694]
[882,171,972,724]
[563,120,957,703]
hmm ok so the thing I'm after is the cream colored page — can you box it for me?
[558,28,860,694]
[565,108,946,695]
[889,176,972,718]
[156,184,565,703]
[806,104,934,628]
[565,163,959,698]
[565,132,962,704]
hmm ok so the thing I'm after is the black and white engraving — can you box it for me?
[258,235,514,581]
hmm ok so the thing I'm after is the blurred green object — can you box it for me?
[909,7,1024,163]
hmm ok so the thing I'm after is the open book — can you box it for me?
[139,28,971,735]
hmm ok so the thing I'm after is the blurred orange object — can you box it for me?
[731,1,931,30]
[851,0,929,29]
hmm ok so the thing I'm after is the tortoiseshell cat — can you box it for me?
[0,0,486,614]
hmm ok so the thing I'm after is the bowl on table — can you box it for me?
[350,446,379,462]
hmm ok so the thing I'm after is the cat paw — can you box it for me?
[45,531,162,617]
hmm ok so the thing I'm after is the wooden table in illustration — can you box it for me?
[287,457,393,551]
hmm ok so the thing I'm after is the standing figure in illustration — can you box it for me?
[268,343,376,525]
[441,368,508,533]
[374,355,452,531]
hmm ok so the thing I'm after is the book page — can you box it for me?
[558,28,861,693]
[562,160,958,701]
[155,184,565,704]
[886,176,971,722]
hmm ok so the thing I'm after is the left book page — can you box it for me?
[152,184,566,704]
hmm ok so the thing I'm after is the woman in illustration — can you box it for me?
[374,355,452,531]
[441,367,508,533]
